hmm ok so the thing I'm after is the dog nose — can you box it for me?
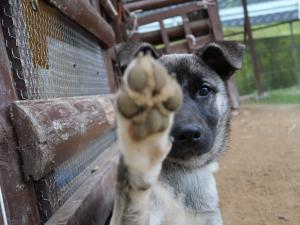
[172,125,201,142]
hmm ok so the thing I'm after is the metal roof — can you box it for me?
[135,0,300,32]
[218,0,276,9]
[220,0,300,27]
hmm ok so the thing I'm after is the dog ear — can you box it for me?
[196,41,245,80]
[115,41,160,73]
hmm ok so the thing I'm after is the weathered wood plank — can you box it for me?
[137,1,205,25]
[159,20,171,53]
[11,95,116,180]
[207,0,224,41]
[100,0,118,19]
[182,14,193,51]
[125,0,194,12]
[137,20,209,45]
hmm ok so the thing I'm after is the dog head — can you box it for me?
[116,41,244,168]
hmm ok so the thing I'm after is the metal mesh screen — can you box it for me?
[1,0,110,99]
[1,1,116,223]
[35,130,117,223]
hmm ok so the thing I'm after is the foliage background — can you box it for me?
[224,21,300,95]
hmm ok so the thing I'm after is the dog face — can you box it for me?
[116,41,244,168]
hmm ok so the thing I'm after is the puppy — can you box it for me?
[110,41,244,225]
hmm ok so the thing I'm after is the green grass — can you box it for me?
[224,21,300,41]
[244,86,300,104]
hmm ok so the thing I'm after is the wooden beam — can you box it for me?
[182,14,193,51]
[241,0,263,95]
[206,0,241,108]
[47,0,115,48]
[100,0,118,19]
[138,20,210,45]
[227,77,240,109]
[11,95,116,180]
[102,50,119,92]
[159,21,171,53]
[137,1,205,25]
[207,0,224,41]
[125,0,194,12]
[158,34,212,54]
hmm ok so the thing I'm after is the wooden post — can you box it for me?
[208,0,240,108]
[241,0,263,96]
[289,21,300,85]
[159,20,172,53]
[182,14,193,51]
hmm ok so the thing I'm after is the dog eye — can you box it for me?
[197,84,213,96]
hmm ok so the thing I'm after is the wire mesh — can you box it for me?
[35,130,117,223]
[1,0,110,100]
[1,0,116,223]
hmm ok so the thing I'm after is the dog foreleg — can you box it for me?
[109,54,182,225]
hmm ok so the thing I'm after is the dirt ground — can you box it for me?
[216,104,300,225]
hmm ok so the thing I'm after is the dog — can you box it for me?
[110,41,244,225]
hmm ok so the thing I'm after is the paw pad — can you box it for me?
[127,65,147,92]
[117,90,139,118]
[117,53,183,140]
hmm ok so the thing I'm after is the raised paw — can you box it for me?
[117,53,183,141]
